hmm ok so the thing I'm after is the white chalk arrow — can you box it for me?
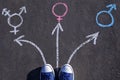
[67,32,100,64]
[14,35,47,65]
[19,6,27,15]
[52,23,63,68]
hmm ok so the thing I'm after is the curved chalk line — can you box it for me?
[67,32,99,64]
[14,35,47,65]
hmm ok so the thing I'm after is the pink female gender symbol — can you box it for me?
[52,2,68,22]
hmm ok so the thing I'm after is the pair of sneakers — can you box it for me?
[40,64,74,80]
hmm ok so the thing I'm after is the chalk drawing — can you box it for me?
[52,2,68,22]
[2,6,27,35]
[96,4,116,27]
[14,35,47,65]
[67,32,99,64]
[52,23,63,68]
[52,2,68,68]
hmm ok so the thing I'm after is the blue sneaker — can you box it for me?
[40,64,55,80]
[59,64,74,80]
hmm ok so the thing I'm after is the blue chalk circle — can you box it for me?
[96,4,116,27]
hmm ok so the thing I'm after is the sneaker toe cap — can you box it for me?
[41,64,54,72]
[61,64,74,73]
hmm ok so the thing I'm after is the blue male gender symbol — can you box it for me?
[96,4,116,27]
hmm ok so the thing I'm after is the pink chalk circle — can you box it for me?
[52,2,68,22]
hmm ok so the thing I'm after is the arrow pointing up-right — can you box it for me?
[67,31,100,64]
[106,4,117,11]
[19,6,27,14]
[86,32,99,45]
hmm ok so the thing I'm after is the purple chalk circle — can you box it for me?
[52,2,68,22]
